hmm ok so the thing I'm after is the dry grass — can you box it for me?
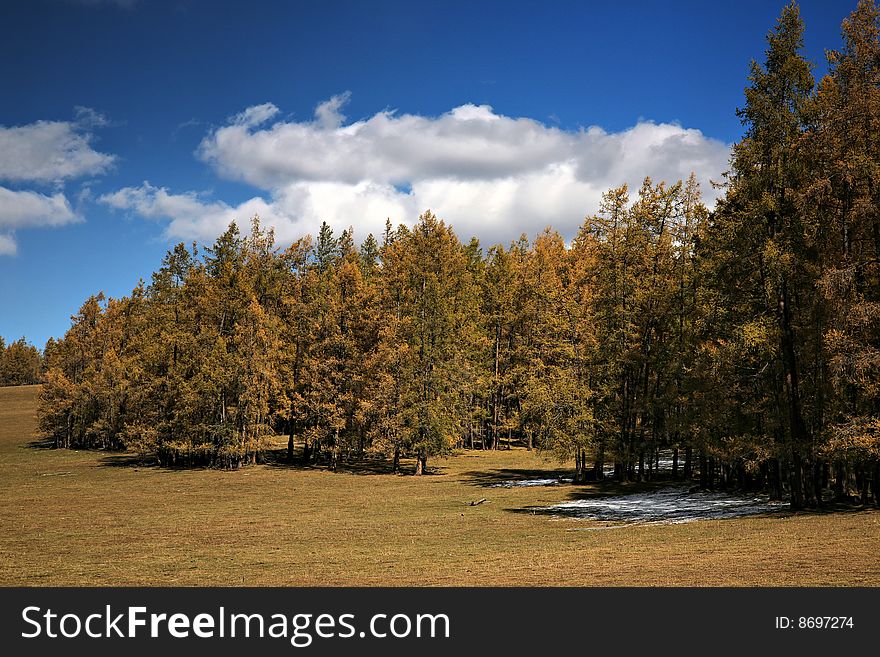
[1,384,878,586]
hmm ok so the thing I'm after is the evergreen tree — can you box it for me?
[708,1,816,508]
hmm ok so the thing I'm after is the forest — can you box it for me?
[0,337,42,387]
[31,1,880,512]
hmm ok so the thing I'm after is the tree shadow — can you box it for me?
[777,500,880,517]
[557,479,684,500]
[98,453,157,468]
[25,437,57,450]
[461,467,683,493]
[263,455,396,475]
[462,467,575,488]
[81,442,448,476]
[257,446,450,477]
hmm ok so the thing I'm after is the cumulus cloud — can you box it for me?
[108,95,731,247]
[0,111,112,255]
[0,186,79,255]
[0,117,114,184]
[0,234,17,256]
[0,187,76,228]
[314,92,352,130]
[100,182,285,243]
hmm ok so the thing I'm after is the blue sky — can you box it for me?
[0,0,859,347]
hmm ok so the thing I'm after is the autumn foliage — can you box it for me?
[36,2,880,508]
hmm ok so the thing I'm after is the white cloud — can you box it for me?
[100,182,286,243]
[0,187,76,229]
[74,105,110,128]
[314,92,352,130]
[108,95,731,247]
[0,117,115,184]
[0,186,80,254]
[99,180,410,245]
[230,103,280,129]
[0,234,17,256]
[0,111,113,255]
[197,97,579,189]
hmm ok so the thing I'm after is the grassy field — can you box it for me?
[1,384,879,586]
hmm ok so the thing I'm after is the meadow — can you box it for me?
[2,384,879,586]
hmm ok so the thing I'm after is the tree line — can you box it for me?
[0,337,43,386]
[37,1,880,509]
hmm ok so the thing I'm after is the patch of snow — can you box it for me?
[492,477,573,488]
[598,456,675,476]
[545,487,786,524]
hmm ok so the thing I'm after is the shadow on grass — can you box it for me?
[463,467,680,494]
[25,437,57,450]
[92,445,446,477]
[263,447,448,477]
[99,453,155,468]
[778,500,880,517]
[556,479,684,500]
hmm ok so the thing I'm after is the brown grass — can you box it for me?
[1,384,878,586]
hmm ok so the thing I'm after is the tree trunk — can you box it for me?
[769,457,783,501]
[857,465,869,504]
[778,281,807,512]
[815,460,824,507]
[699,449,708,489]
[789,450,804,510]
[593,440,605,480]
[415,450,427,476]
[492,323,501,451]
[833,461,847,501]
[873,461,880,508]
